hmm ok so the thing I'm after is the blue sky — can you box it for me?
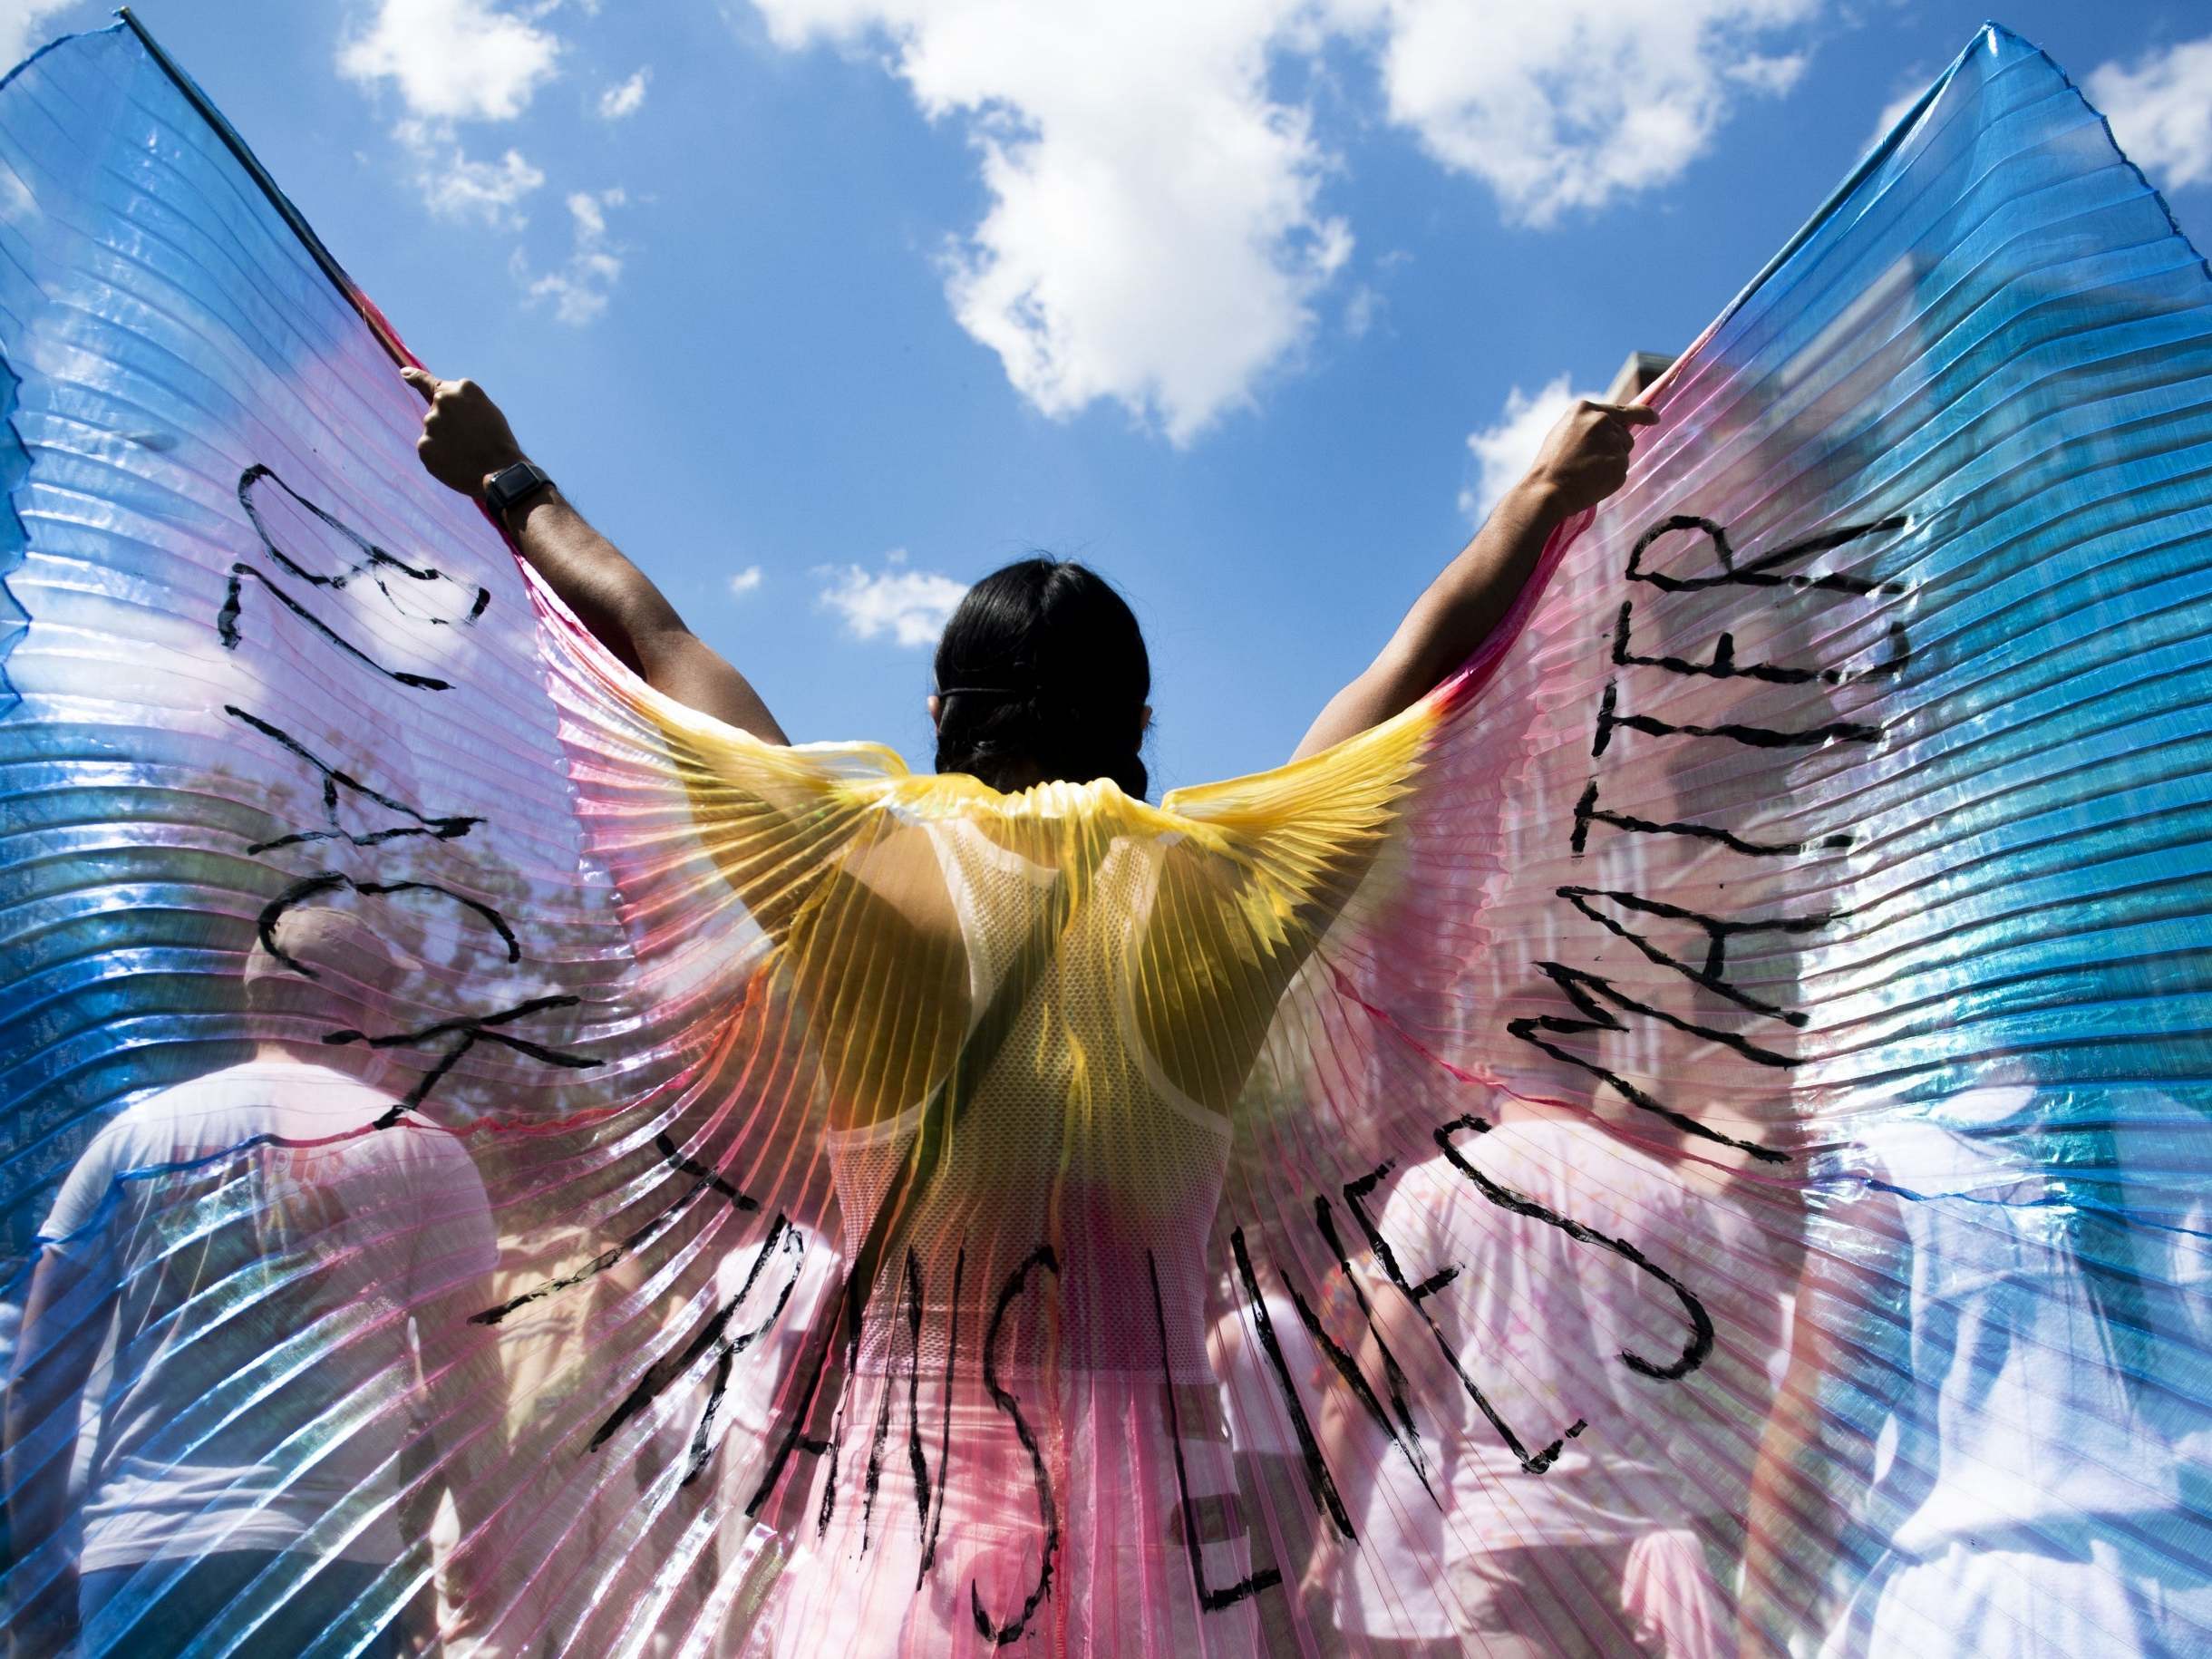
[5,0,2210,791]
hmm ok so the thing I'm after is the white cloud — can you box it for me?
[1343,282,1384,340]
[817,552,968,647]
[335,0,639,323]
[1459,373,1591,523]
[1725,51,1807,95]
[1338,0,1819,226]
[752,0,1349,444]
[338,0,560,123]
[598,67,651,120]
[748,0,1822,439]
[342,1,562,227]
[398,121,547,228]
[727,564,764,597]
[0,0,79,67]
[515,188,626,324]
[2089,34,2212,192]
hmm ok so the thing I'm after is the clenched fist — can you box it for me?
[401,367,525,498]
[1520,397,1660,519]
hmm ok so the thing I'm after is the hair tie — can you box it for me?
[936,685,1019,700]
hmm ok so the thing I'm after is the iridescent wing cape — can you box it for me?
[1,17,2207,1658]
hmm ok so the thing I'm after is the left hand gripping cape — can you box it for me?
[2,17,2209,1659]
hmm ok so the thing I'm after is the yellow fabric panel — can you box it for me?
[627,669,1444,1137]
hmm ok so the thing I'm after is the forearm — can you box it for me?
[1293,393,1653,762]
[1293,479,1567,760]
[408,370,787,740]
[502,486,681,675]
[1295,1384,1357,1596]
[417,1307,513,1617]
[1738,1402,1821,1646]
[1739,1391,1866,1655]
[1301,1327,1387,1577]
[5,1346,92,1648]
[1737,1258,1891,1654]
[5,1269,102,1561]
[3,1402,73,1569]
[498,490,786,742]
[1385,478,1571,694]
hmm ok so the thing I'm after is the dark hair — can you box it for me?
[933,558,1150,797]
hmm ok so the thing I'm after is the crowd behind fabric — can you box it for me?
[2,908,2207,1656]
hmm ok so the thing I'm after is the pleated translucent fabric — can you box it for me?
[1,16,2208,1658]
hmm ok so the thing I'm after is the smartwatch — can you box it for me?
[482,459,554,519]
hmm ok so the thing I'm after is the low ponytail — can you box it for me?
[933,559,1150,798]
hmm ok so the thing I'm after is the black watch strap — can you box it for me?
[483,459,554,519]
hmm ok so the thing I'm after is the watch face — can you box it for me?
[489,462,548,511]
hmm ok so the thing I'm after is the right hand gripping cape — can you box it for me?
[0,17,2207,1659]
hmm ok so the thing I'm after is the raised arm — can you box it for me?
[1292,398,1656,761]
[1294,1270,1449,1623]
[403,368,788,742]
[1737,1182,1907,1654]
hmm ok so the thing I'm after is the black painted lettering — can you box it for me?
[743,1270,849,1520]
[1556,886,1836,1026]
[1341,1162,1578,1476]
[861,1248,943,1552]
[1505,969,1788,1165]
[1571,777,1852,859]
[1625,513,1906,596]
[1591,677,1882,759]
[1535,957,1794,1069]
[1612,600,1908,686]
[256,873,598,1125]
[684,1219,810,1485]
[972,1246,1059,1645]
[1228,1229,1357,1539]
[1434,1116,1712,1381]
[917,1247,965,1584]
[1154,1248,1281,1612]
[471,1141,750,1329]
[225,706,480,852]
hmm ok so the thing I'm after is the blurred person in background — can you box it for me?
[4,908,506,1658]
[1740,1052,2212,1657]
[1299,991,1744,1658]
